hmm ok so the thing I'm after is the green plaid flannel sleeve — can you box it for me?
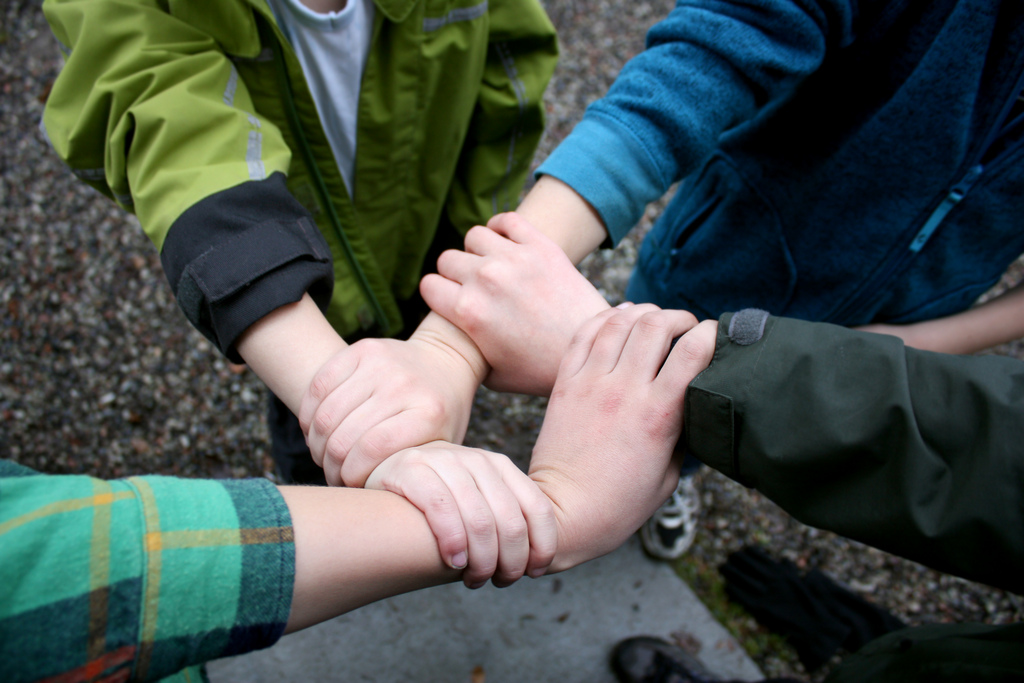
[0,460,295,683]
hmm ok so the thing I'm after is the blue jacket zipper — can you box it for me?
[908,164,984,253]
[828,66,1024,324]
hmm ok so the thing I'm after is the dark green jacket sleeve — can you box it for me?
[685,311,1024,594]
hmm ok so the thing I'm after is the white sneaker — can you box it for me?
[640,476,701,560]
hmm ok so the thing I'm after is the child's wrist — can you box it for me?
[411,314,489,385]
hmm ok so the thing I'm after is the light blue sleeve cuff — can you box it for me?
[536,114,669,245]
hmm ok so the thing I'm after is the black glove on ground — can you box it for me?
[720,546,905,672]
[720,546,849,670]
[801,567,906,653]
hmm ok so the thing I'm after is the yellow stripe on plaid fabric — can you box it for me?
[149,526,295,550]
[242,526,294,544]
[132,478,163,681]
[0,491,135,537]
[88,479,115,661]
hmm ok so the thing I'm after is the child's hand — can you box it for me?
[365,441,558,588]
[421,212,611,396]
[298,333,480,487]
[529,305,716,572]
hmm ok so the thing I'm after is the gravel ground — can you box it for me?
[2,0,1021,680]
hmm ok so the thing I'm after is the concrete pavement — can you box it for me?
[208,535,762,682]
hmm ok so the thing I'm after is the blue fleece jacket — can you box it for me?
[539,0,1024,324]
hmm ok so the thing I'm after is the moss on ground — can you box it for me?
[671,548,802,675]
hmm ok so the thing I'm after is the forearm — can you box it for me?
[514,176,609,265]
[687,312,1024,593]
[878,281,1024,354]
[236,293,347,414]
[409,311,489,388]
[281,485,458,633]
[532,461,682,575]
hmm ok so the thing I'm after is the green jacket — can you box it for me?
[41,0,557,358]
[686,311,1024,680]
[686,310,1024,594]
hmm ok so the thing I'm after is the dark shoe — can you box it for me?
[610,636,720,683]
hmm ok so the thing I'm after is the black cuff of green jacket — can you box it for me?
[160,173,334,362]
[684,313,740,481]
[684,310,774,485]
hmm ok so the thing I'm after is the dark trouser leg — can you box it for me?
[268,392,326,486]
[824,623,1024,683]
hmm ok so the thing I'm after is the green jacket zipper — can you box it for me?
[259,16,389,332]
